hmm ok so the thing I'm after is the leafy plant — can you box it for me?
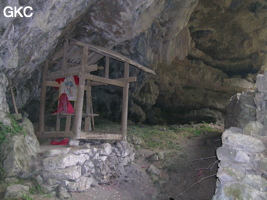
[29,184,44,195]
[0,115,25,145]
[21,193,34,200]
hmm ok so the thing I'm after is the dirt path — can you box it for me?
[70,132,222,200]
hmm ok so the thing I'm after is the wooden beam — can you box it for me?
[121,62,130,141]
[68,38,156,75]
[62,39,69,71]
[79,132,123,140]
[39,61,49,134]
[46,81,60,87]
[40,131,74,138]
[85,74,125,87]
[73,46,88,138]
[49,61,80,67]
[105,56,109,78]
[51,113,99,117]
[117,77,137,82]
[46,65,97,80]
[86,77,136,87]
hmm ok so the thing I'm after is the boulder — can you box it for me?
[2,118,40,178]
[243,121,264,137]
[222,129,265,153]
[4,184,30,199]
[225,91,256,129]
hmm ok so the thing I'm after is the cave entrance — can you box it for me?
[38,38,155,141]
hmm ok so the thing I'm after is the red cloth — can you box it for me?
[53,93,74,114]
[50,138,69,145]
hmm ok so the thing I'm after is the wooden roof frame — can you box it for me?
[38,38,155,141]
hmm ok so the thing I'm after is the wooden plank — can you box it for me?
[87,82,108,86]
[40,131,74,138]
[105,56,109,78]
[79,132,123,140]
[46,65,97,80]
[68,38,156,75]
[39,61,49,134]
[116,77,137,82]
[49,61,80,67]
[51,113,99,117]
[121,62,130,141]
[73,46,88,138]
[86,77,136,87]
[85,74,125,87]
[46,81,60,87]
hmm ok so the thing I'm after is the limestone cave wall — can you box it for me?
[1,0,267,125]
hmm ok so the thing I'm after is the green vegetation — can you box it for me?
[21,194,34,200]
[0,114,25,145]
[128,123,220,150]
[94,118,221,150]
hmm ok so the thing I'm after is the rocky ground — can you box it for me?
[0,121,222,200]
[70,131,222,200]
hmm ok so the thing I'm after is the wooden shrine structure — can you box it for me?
[39,38,155,141]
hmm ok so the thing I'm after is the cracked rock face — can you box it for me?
[1,0,267,124]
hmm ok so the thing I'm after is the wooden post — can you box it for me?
[65,114,71,132]
[85,83,92,132]
[56,115,61,132]
[39,61,49,134]
[121,62,129,141]
[105,56,109,78]
[73,46,88,138]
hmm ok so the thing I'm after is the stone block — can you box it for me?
[243,121,264,137]
[43,154,88,170]
[42,148,71,157]
[147,165,161,176]
[222,129,265,153]
[43,165,81,181]
[57,186,71,199]
[70,148,92,155]
[64,177,93,191]
[4,184,30,199]
[99,143,112,156]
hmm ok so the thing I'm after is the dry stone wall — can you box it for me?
[213,72,267,199]
[37,141,135,195]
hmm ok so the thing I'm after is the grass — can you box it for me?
[128,123,220,150]
[94,118,222,151]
